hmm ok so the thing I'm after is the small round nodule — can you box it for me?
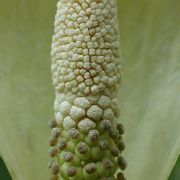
[48,119,57,129]
[117,172,126,180]
[88,130,99,142]
[117,156,127,170]
[77,142,89,154]
[110,147,120,157]
[49,161,59,175]
[100,120,112,131]
[84,163,96,174]
[57,138,67,151]
[116,123,125,135]
[48,147,58,157]
[103,159,113,171]
[67,167,77,177]
[49,137,58,146]
[116,140,125,152]
[98,140,108,151]
[63,151,74,162]
[52,128,61,138]
[108,127,119,139]
[69,128,80,139]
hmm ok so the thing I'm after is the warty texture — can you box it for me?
[49,0,126,179]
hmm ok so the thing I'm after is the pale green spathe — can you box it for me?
[0,0,179,180]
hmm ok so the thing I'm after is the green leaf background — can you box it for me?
[0,0,179,180]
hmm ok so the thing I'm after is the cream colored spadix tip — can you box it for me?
[49,0,126,179]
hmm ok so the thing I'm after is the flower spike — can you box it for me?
[49,0,126,179]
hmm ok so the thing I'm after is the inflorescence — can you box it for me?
[49,0,126,179]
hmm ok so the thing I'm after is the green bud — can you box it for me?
[77,142,89,154]
[69,167,83,180]
[48,147,58,158]
[110,147,120,157]
[98,139,109,151]
[88,130,99,142]
[75,142,90,160]
[103,159,113,174]
[63,151,74,162]
[57,138,67,151]
[117,156,127,170]
[70,131,85,144]
[48,119,57,129]
[116,123,125,135]
[67,167,77,177]
[116,138,125,152]
[108,127,119,139]
[49,161,59,175]
[117,172,126,180]
[83,163,97,180]
[69,128,80,139]
[100,120,112,131]
[49,137,58,146]
[52,127,61,138]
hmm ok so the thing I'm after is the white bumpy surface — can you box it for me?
[49,0,126,179]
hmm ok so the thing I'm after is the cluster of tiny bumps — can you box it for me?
[49,0,126,179]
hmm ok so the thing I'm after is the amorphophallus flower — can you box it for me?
[49,0,126,179]
[0,0,180,180]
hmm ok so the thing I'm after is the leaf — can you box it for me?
[0,0,179,180]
